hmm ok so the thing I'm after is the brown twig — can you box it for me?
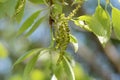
[77,41,114,80]
[104,42,120,72]
[49,0,53,27]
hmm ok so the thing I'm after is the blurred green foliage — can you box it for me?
[2,0,120,80]
[0,43,8,58]
[0,0,17,18]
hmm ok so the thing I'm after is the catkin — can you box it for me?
[54,1,83,64]
[15,0,25,16]
[54,14,70,64]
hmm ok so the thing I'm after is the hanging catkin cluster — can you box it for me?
[53,1,83,63]
[54,14,70,63]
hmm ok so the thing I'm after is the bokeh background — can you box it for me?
[0,0,120,80]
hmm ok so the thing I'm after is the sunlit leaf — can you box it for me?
[78,16,105,36]
[94,5,110,33]
[74,5,111,46]
[73,19,92,31]
[94,5,111,46]
[17,10,41,36]
[13,48,42,66]
[70,34,78,53]
[23,52,39,80]
[28,0,44,4]
[112,7,120,40]
[14,0,26,22]
[25,16,45,37]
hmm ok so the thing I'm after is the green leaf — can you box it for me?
[28,0,44,4]
[14,0,26,22]
[78,16,106,36]
[70,34,78,53]
[73,19,92,31]
[25,16,45,37]
[94,5,111,45]
[112,7,120,40]
[23,48,48,80]
[54,55,75,80]
[17,10,41,36]
[54,56,64,80]
[62,56,75,80]
[13,48,42,66]
[74,5,111,46]
[23,52,39,80]
[94,5,110,32]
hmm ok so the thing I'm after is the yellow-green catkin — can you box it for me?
[67,2,83,20]
[14,0,25,16]
[54,14,70,64]
[54,1,83,64]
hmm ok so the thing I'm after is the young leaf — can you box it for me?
[112,7,120,40]
[74,5,111,46]
[94,5,111,46]
[13,48,42,66]
[28,0,44,4]
[73,19,92,31]
[14,0,26,22]
[78,16,106,36]
[17,10,41,36]
[23,52,39,80]
[62,56,75,80]
[25,16,45,37]
[70,34,78,53]
[94,5,111,34]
